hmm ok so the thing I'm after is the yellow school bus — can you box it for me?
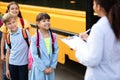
[0,0,87,64]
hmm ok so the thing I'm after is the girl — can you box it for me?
[0,1,31,80]
[76,0,120,80]
[29,13,58,80]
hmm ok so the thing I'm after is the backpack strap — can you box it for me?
[52,32,56,44]
[22,29,30,47]
[6,33,11,49]
[20,18,24,28]
[36,32,40,57]
[20,18,29,47]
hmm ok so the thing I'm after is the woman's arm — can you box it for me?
[76,24,104,67]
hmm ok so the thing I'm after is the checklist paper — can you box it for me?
[61,36,87,50]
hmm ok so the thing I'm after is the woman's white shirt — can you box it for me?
[76,16,120,80]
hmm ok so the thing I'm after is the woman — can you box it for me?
[76,0,120,80]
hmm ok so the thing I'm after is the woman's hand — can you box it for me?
[79,33,89,41]
[79,29,90,41]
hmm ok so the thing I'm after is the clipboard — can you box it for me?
[61,36,87,50]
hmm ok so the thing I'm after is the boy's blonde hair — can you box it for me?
[3,13,16,24]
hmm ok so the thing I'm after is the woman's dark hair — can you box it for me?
[36,13,55,57]
[108,4,120,40]
[6,1,22,18]
[95,0,120,40]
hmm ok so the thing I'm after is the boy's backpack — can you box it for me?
[28,32,56,70]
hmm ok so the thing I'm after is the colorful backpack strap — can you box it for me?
[52,32,56,44]
[20,18,30,46]
[36,31,41,57]
[6,33,11,49]
[20,18,24,28]
[22,29,29,47]
[36,31,40,48]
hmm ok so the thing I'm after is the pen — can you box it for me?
[84,29,91,34]
[73,29,91,37]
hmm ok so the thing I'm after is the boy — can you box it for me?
[2,13,30,80]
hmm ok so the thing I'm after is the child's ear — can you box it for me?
[36,22,38,25]
[36,21,40,25]
[36,22,40,27]
[8,10,10,13]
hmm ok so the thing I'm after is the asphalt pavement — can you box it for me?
[55,59,86,80]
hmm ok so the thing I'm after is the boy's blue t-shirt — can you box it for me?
[6,27,30,65]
